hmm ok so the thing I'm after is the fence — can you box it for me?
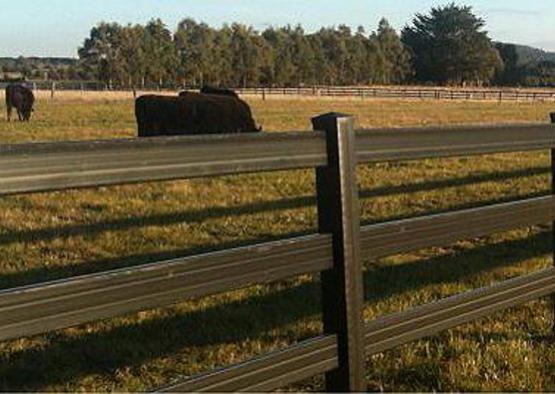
[1,113,555,391]
[236,86,555,102]
[2,82,555,102]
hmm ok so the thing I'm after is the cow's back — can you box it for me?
[200,86,239,99]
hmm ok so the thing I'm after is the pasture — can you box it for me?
[0,94,554,391]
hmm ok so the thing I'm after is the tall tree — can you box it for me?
[402,3,503,85]
[143,19,178,88]
[494,43,525,86]
[175,19,218,86]
[119,24,147,89]
[372,19,412,84]
[230,23,262,87]
[78,22,125,87]
[262,27,296,86]
[291,25,316,85]
[213,25,235,86]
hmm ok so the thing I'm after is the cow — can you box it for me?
[199,85,239,98]
[5,84,35,122]
[136,93,261,137]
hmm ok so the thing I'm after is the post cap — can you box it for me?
[311,113,355,132]
[312,112,353,123]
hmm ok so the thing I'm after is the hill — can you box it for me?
[511,44,555,66]
[0,57,79,81]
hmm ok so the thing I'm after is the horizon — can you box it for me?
[1,0,554,58]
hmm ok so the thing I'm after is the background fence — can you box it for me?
[0,113,555,391]
[236,86,555,102]
[2,82,555,102]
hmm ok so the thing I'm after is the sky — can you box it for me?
[0,0,554,57]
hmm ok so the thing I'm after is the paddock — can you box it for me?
[0,97,554,391]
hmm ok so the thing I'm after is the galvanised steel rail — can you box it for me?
[1,123,554,196]
[0,132,326,195]
[0,113,554,392]
[364,268,555,356]
[360,196,555,259]
[159,335,339,392]
[0,234,333,342]
[356,123,555,162]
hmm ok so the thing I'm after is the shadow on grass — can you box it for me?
[0,166,548,247]
[0,232,311,290]
[0,230,551,391]
[0,186,548,291]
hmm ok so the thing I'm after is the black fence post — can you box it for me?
[551,112,555,333]
[312,113,365,392]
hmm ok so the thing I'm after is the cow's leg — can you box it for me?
[6,104,12,122]
[17,108,23,121]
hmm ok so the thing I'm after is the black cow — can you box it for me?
[136,93,261,137]
[5,84,35,122]
[199,85,239,98]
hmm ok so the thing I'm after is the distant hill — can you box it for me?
[0,57,79,81]
[511,44,555,66]
[0,57,77,70]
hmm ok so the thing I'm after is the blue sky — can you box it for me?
[1,0,554,57]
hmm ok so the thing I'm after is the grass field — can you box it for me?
[0,95,554,391]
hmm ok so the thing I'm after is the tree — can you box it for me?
[524,60,555,87]
[175,19,219,86]
[262,27,296,86]
[494,43,526,86]
[402,3,503,85]
[119,24,147,89]
[143,19,178,88]
[229,24,263,87]
[213,25,235,86]
[372,19,412,84]
[78,22,125,87]
[290,25,316,85]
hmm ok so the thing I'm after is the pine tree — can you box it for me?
[402,3,503,85]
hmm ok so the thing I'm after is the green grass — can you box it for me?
[0,96,554,391]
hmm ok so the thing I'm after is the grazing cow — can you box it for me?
[5,84,35,122]
[199,85,239,98]
[136,93,261,137]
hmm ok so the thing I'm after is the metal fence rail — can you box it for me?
[364,268,555,355]
[0,234,333,341]
[1,124,553,196]
[0,113,554,392]
[160,335,339,392]
[0,132,325,195]
[361,196,555,259]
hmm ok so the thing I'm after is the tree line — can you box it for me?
[75,17,413,89]
[2,4,554,88]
